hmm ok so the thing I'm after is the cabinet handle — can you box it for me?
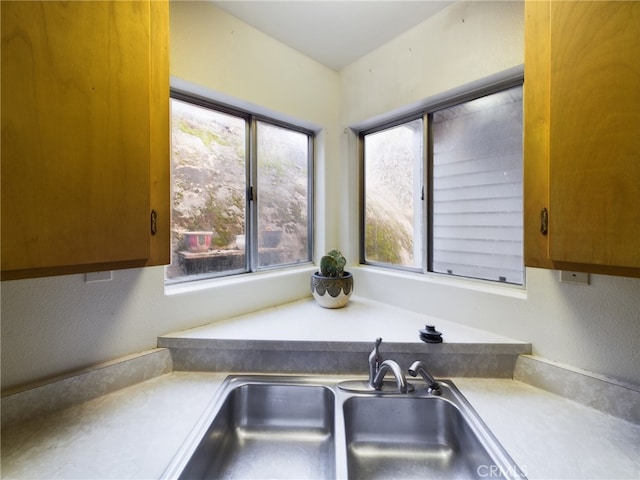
[150,209,158,236]
[540,208,548,236]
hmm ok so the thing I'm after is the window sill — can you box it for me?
[164,264,317,297]
[353,264,527,300]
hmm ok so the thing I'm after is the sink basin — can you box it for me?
[167,381,335,479]
[344,395,512,479]
[162,376,525,480]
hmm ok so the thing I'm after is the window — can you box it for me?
[361,83,524,285]
[364,118,424,269]
[166,93,313,284]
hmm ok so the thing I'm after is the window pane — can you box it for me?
[256,121,311,268]
[166,99,247,282]
[432,85,523,284]
[364,119,423,268]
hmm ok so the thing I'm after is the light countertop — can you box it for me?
[453,377,639,480]
[1,372,228,480]
[2,371,638,480]
[158,297,531,379]
[160,296,531,351]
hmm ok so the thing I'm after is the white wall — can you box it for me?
[340,1,640,386]
[340,0,524,126]
[2,1,639,391]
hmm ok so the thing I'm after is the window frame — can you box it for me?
[359,113,428,274]
[167,89,314,284]
[359,74,524,285]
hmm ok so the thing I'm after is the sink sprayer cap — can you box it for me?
[419,325,443,343]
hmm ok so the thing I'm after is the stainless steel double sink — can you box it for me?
[162,375,526,479]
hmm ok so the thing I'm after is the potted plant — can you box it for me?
[184,231,213,253]
[310,249,353,308]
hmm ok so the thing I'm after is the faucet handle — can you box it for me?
[368,338,383,386]
[370,337,383,363]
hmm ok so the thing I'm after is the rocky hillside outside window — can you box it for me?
[166,93,313,284]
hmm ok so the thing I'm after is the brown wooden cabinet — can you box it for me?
[524,0,640,278]
[1,0,170,280]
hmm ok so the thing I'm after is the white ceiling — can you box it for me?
[212,1,455,71]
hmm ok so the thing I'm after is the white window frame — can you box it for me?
[359,75,524,285]
[166,89,314,285]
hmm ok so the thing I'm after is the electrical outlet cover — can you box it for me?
[559,271,590,285]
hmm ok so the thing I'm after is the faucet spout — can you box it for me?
[408,360,442,395]
[372,359,410,393]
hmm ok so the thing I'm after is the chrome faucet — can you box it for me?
[372,359,410,393]
[408,360,442,395]
[368,338,410,393]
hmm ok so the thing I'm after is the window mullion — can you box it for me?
[423,112,431,274]
[248,116,259,272]
[307,133,315,264]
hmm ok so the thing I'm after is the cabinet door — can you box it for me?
[524,0,640,277]
[1,1,165,278]
[147,0,171,269]
[549,1,640,268]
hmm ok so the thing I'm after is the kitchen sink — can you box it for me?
[344,395,512,479]
[162,375,525,480]
[167,381,336,479]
